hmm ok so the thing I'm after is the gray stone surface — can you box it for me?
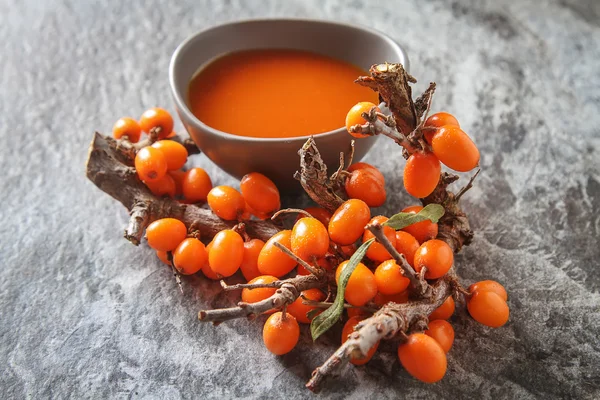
[1,0,599,398]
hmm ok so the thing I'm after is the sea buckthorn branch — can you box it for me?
[355,63,417,135]
[295,137,346,214]
[348,108,415,152]
[220,280,285,291]
[198,273,327,323]
[306,277,454,391]
[86,132,280,243]
[366,221,431,297]
[272,242,324,277]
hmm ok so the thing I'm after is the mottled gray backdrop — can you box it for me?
[1,0,599,398]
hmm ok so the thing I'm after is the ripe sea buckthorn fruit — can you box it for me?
[301,207,332,226]
[467,290,509,328]
[328,199,371,246]
[347,162,385,185]
[182,168,212,202]
[394,231,420,267]
[414,239,454,279]
[346,102,381,138]
[144,174,176,197]
[139,107,174,139]
[431,125,480,172]
[403,152,441,198]
[240,172,281,215]
[135,146,167,183]
[423,112,459,144]
[363,216,395,262]
[113,117,142,142]
[335,261,377,307]
[209,229,244,277]
[342,316,379,365]
[146,218,187,251]
[469,280,508,301]
[239,239,265,281]
[287,288,325,323]
[345,168,386,207]
[429,296,455,321]
[151,140,188,171]
[173,238,207,275]
[291,217,329,261]
[241,275,278,304]
[401,206,439,243]
[425,320,455,353]
[398,333,447,383]
[374,260,410,295]
[257,230,296,277]
[263,312,300,355]
[207,186,246,221]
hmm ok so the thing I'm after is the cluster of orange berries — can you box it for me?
[114,106,507,384]
[346,103,480,199]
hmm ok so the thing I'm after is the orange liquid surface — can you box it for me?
[188,49,378,138]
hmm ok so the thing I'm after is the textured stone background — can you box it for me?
[1,0,599,398]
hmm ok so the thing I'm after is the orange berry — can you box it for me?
[414,239,454,279]
[145,218,187,251]
[429,296,455,321]
[431,125,480,172]
[239,239,265,281]
[257,230,297,277]
[469,280,508,301]
[373,290,409,307]
[113,117,142,142]
[394,231,420,267]
[240,172,281,215]
[345,168,386,207]
[347,162,385,184]
[400,206,439,243]
[168,169,186,197]
[182,168,212,202]
[345,102,380,138]
[296,257,331,275]
[342,316,379,365]
[173,238,207,275]
[144,173,176,197]
[398,333,447,383]
[287,288,325,323]
[335,261,377,307]
[340,244,357,257]
[207,186,246,221]
[139,107,173,139]
[467,291,510,328]
[363,216,395,262]
[201,242,220,280]
[263,312,300,355]
[403,152,441,198]
[374,260,410,295]
[425,320,454,353]
[347,307,370,319]
[300,207,332,226]
[135,146,167,183]
[151,140,188,171]
[291,217,330,261]
[328,199,371,245]
[424,112,460,143]
[156,250,171,265]
[241,275,278,304]
[209,229,244,277]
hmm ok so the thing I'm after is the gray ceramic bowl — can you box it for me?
[169,19,408,191]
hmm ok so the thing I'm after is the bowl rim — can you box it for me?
[169,18,409,143]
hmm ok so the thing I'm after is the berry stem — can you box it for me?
[272,242,323,277]
[366,221,431,297]
[198,274,326,323]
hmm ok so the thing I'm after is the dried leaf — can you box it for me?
[384,204,445,230]
[310,238,375,341]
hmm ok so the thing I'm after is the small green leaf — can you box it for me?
[305,308,321,322]
[310,238,375,341]
[384,204,445,230]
